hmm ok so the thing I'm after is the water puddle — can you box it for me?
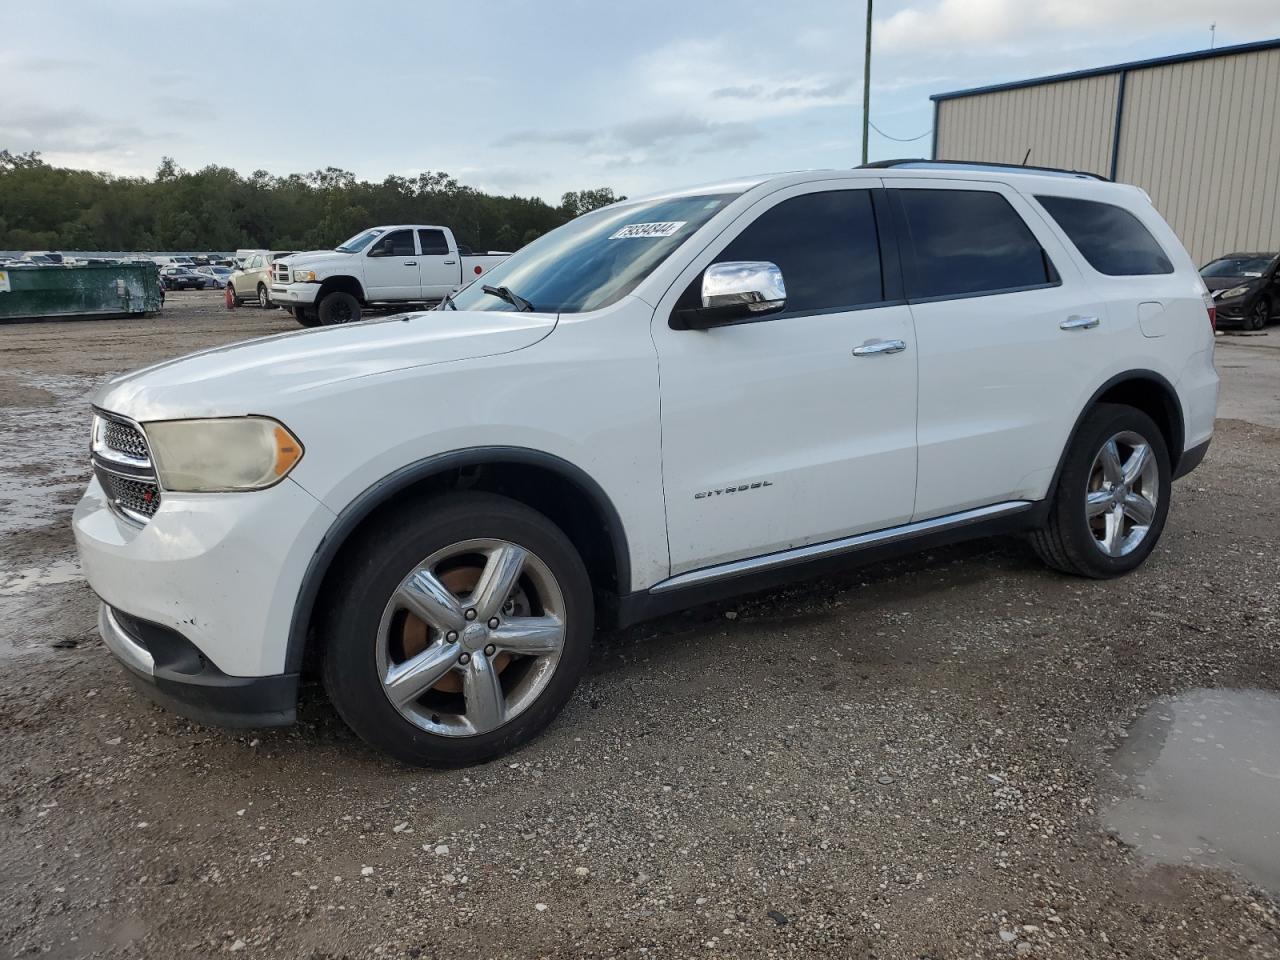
[0,558,82,596]
[1105,688,1280,892]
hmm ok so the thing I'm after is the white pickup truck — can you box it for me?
[270,225,509,326]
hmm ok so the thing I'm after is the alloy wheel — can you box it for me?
[375,538,567,737]
[1086,431,1159,558]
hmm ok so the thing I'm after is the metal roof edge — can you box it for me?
[930,36,1280,102]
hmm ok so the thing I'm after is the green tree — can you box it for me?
[0,156,608,253]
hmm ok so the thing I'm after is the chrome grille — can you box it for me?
[97,470,161,520]
[92,411,161,525]
[103,419,149,460]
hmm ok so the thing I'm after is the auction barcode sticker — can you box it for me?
[0,271,9,294]
[609,221,686,240]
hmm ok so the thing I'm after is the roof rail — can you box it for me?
[860,158,1110,182]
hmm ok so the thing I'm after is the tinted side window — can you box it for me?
[418,229,450,256]
[369,230,416,257]
[895,189,1055,300]
[715,189,883,314]
[1036,195,1173,276]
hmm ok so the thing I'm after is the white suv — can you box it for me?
[73,163,1219,766]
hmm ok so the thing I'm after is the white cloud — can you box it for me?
[877,0,1280,52]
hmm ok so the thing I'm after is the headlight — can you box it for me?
[293,269,318,282]
[144,417,303,492]
[1220,285,1251,299]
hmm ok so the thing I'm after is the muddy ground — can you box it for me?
[1,290,1278,959]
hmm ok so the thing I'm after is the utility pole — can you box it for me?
[861,0,873,165]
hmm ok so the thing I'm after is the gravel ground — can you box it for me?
[1,291,1278,959]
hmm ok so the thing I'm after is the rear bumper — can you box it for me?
[269,284,318,306]
[1173,437,1211,480]
[99,604,298,728]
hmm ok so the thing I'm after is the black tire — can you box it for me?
[292,306,320,328]
[227,283,240,306]
[318,291,361,325]
[1031,403,1171,578]
[257,283,270,309]
[1246,297,1270,331]
[320,492,594,767]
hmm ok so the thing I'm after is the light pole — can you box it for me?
[861,0,873,165]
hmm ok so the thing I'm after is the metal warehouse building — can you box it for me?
[930,38,1280,264]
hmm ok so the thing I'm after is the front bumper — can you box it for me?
[73,473,336,705]
[99,604,298,727]
[269,283,319,306]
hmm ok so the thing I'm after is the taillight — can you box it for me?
[1202,291,1217,331]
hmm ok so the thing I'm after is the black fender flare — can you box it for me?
[1045,369,1185,498]
[284,446,631,673]
[316,275,367,304]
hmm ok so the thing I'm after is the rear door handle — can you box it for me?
[1060,315,1100,330]
[442,259,457,265]
[403,260,418,266]
[852,338,907,357]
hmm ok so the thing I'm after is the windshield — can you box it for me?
[336,228,385,253]
[448,193,737,313]
[1201,255,1275,278]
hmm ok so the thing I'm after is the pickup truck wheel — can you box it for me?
[292,306,320,327]
[320,492,593,767]
[1030,404,1170,578]
[318,291,361,325]
[257,284,270,309]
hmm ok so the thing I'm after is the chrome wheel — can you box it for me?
[257,285,269,308]
[1086,431,1159,558]
[375,539,566,737]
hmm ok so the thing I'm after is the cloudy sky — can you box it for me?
[2,0,1278,202]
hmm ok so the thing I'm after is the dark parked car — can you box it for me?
[160,266,207,291]
[1201,252,1278,331]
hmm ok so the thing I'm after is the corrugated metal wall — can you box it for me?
[1118,47,1280,264]
[935,74,1119,177]
[934,45,1280,264]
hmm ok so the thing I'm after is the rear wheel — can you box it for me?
[320,492,593,766]
[318,291,361,325]
[227,283,240,306]
[1031,404,1171,578]
[257,283,270,309]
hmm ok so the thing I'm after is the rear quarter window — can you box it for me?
[1035,195,1174,276]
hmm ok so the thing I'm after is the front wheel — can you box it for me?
[320,492,594,766]
[1246,298,1270,331]
[318,291,361,325]
[1030,403,1171,578]
[292,306,320,327]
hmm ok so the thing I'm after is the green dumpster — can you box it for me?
[0,262,162,322]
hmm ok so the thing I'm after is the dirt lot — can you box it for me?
[1,291,1278,959]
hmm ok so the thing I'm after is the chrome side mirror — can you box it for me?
[675,259,783,330]
[701,261,786,313]
[672,261,787,330]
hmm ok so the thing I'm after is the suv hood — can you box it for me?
[94,310,556,422]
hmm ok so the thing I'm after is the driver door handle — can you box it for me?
[852,338,907,357]
[403,260,418,266]
[443,259,457,265]
[1060,314,1100,330]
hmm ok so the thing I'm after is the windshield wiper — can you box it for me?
[438,290,457,311]
[482,284,534,312]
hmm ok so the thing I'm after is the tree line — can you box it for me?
[0,150,623,253]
